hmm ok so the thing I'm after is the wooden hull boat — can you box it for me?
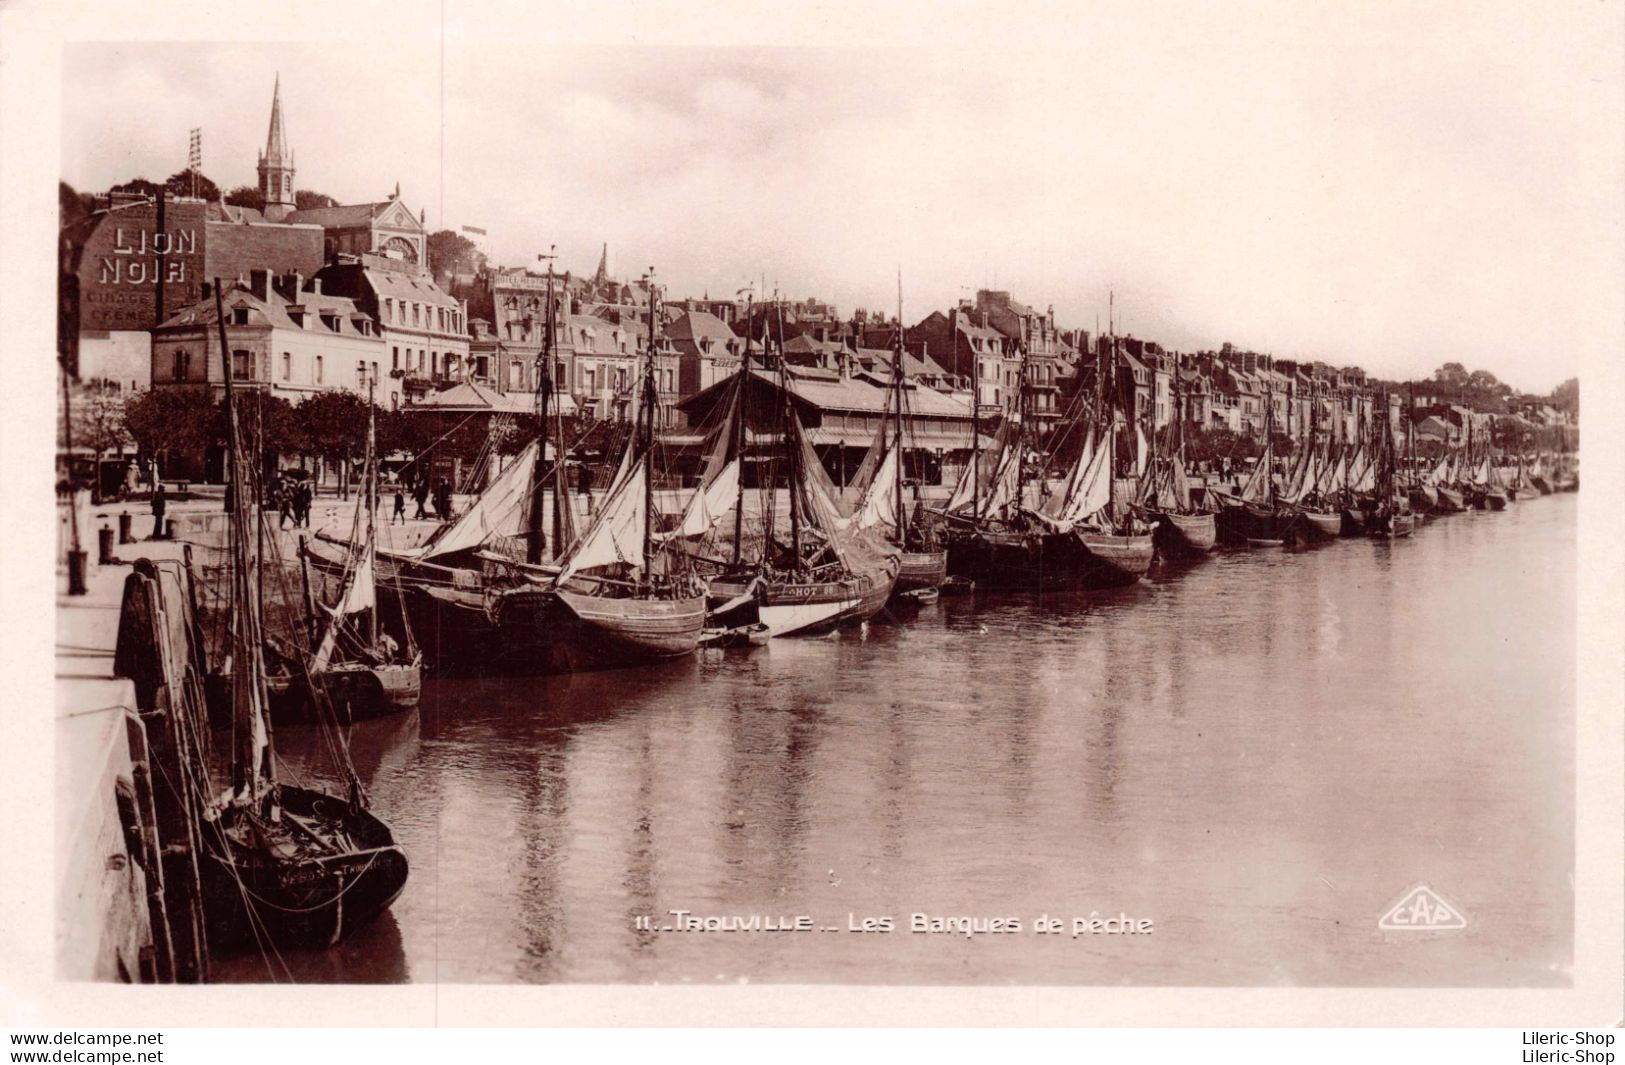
[267,657,422,726]
[1409,484,1439,513]
[939,575,975,596]
[1485,490,1508,511]
[1218,502,1297,546]
[1434,486,1466,512]
[1074,529,1156,587]
[1147,509,1216,558]
[1247,537,1285,547]
[1369,511,1415,539]
[201,784,409,952]
[946,526,1081,590]
[895,548,948,594]
[1295,508,1342,543]
[706,563,898,638]
[404,580,703,675]
[1529,475,1554,494]
[1340,507,1368,536]
[699,622,771,649]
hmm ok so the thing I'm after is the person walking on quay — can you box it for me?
[433,478,453,522]
[392,484,406,525]
[576,461,594,515]
[412,476,430,521]
[149,482,167,540]
[277,479,295,529]
[295,480,313,528]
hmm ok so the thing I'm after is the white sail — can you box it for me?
[1135,425,1149,477]
[421,440,539,561]
[658,458,741,542]
[852,445,900,533]
[1061,431,1113,524]
[980,444,1022,517]
[1239,445,1273,503]
[1045,427,1096,519]
[557,462,648,582]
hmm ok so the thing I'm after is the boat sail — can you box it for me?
[386,264,705,674]
[1139,368,1217,558]
[271,376,422,724]
[703,306,900,637]
[199,280,408,952]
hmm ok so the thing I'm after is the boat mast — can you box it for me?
[213,279,270,803]
[546,248,569,553]
[642,268,659,579]
[528,247,556,565]
[893,271,906,545]
[732,293,751,567]
[780,302,802,568]
[366,370,378,648]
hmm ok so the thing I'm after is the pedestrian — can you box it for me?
[296,481,313,528]
[278,479,294,529]
[576,461,594,514]
[413,476,430,520]
[433,478,453,521]
[392,485,406,525]
[150,482,167,540]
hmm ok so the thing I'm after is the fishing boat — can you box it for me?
[1140,371,1216,559]
[199,280,407,953]
[270,381,421,725]
[385,264,706,673]
[1367,392,1415,539]
[872,299,947,595]
[701,306,899,637]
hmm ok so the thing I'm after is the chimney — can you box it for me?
[249,268,271,301]
[310,278,322,295]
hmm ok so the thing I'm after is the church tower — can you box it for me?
[256,74,295,221]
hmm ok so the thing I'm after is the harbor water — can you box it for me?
[222,493,1576,985]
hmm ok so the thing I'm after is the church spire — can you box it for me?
[594,242,609,284]
[257,73,295,221]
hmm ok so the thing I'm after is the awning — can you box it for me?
[807,426,997,451]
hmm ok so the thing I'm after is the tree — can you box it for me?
[60,181,95,228]
[294,189,339,210]
[164,168,220,201]
[123,388,221,476]
[70,382,134,501]
[1432,362,1470,388]
[425,229,484,279]
[295,391,371,498]
[1550,377,1578,416]
[109,176,163,199]
[224,185,265,211]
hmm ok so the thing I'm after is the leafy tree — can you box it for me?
[425,229,484,279]
[1550,377,1578,416]
[294,189,339,210]
[60,181,95,228]
[224,185,265,210]
[295,391,371,498]
[164,168,220,201]
[1432,362,1470,387]
[109,176,163,199]
[123,388,220,471]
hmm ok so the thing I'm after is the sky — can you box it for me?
[56,3,1624,395]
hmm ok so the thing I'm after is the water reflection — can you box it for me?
[221,495,1575,986]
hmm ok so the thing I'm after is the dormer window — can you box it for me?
[231,307,249,326]
[321,314,340,332]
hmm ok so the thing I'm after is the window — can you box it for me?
[412,303,421,327]
[432,351,440,376]
[583,367,597,392]
[172,350,186,380]
[232,350,251,378]
[358,361,368,389]
[384,298,393,322]
[392,346,400,371]
[232,307,249,325]
[372,361,379,384]
[282,352,291,381]
[315,356,324,384]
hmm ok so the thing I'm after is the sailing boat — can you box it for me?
[397,269,706,673]
[861,290,946,595]
[703,315,900,636]
[1214,388,1296,546]
[1140,367,1216,559]
[1367,394,1414,538]
[271,377,422,724]
[200,281,407,952]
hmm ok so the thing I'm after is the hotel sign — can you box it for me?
[77,199,207,331]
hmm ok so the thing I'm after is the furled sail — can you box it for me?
[421,440,539,561]
[1239,445,1273,503]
